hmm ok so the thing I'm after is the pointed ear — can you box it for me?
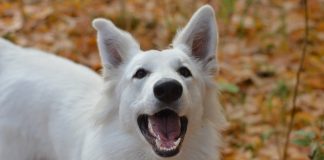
[92,18,140,69]
[172,5,218,72]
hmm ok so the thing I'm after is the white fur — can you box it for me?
[0,5,226,160]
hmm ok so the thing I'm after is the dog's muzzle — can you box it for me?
[137,78,187,157]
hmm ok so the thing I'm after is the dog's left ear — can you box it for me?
[173,5,218,73]
[92,18,140,69]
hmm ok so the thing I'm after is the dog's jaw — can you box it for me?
[137,109,188,157]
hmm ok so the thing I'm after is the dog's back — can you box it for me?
[0,39,102,159]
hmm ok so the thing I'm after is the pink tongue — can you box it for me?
[149,111,181,142]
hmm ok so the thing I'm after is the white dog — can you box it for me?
[0,5,226,160]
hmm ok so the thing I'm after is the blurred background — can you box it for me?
[0,0,323,159]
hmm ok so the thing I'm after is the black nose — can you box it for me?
[153,78,183,104]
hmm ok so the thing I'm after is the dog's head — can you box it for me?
[93,5,225,158]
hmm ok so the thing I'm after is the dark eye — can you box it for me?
[178,66,192,78]
[133,68,148,79]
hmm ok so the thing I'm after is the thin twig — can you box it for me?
[282,0,309,159]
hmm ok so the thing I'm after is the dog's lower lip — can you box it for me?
[137,109,188,157]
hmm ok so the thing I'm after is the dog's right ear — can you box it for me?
[92,18,140,69]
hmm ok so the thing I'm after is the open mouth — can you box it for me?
[137,109,188,157]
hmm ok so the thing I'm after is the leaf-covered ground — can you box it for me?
[1,0,323,159]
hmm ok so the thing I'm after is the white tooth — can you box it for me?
[155,138,180,152]
[148,119,156,137]
[155,139,161,148]
[174,138,181,147]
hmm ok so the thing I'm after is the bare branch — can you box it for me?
[282,0,309,159]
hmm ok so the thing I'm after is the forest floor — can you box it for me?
[0,0,323,159]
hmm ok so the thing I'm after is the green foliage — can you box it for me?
[260,129,274,142]
[310,144,324,160]
[218,82,240,94]
[292,130,315,147]
[219,0,235,22]
[266,80,289,109]
[274,80,289,99]
[292,130,324,160]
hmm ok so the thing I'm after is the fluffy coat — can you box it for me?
[0,5,226,160]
